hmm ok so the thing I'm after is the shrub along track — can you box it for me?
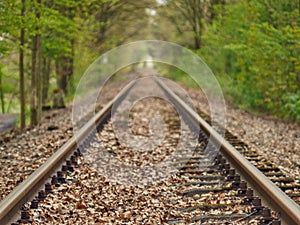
[0,76,299,224]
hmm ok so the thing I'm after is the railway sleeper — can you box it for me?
[12,149,81,224]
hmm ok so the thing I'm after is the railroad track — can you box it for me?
[0,75,299,224]
[197,111,300,206]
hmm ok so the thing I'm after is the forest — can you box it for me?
[0,0,299,128]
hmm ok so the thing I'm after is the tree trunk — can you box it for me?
[55,58,67,94]
[30,34,38,125]
[36,30,42,122]
[42,57,51,104]
[194,34,201,49]
[30,0,42,126]
[189,0,202,49]
[20,0,26,129]
[0,69,5,114]
[56,53,74,94]
[68,39,75,94]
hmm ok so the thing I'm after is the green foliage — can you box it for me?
[199,0,300,122]
[42,6,77,59]
[283,92,300,121]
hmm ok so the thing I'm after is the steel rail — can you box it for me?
[155,76,300,225]
[0,80,136,225]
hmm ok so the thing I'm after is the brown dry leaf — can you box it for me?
[76,201,87,209]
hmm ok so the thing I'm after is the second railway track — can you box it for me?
[0,74,299,224]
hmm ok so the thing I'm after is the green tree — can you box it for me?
[200,0,300,120]
[0,0,28,126]
[159,0,225,49]
[41,0,78,95]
